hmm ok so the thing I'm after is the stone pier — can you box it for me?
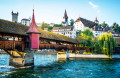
[9,50,35,67]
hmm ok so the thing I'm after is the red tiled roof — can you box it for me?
[27,9,40,34]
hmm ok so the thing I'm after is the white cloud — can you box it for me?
[89,1,101,16]
[89,1,98,8]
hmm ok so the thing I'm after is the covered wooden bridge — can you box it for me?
[0,19,86,52]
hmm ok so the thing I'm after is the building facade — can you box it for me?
[91,25,104,37]
[21,18,30,26]
[52,26,76,39]
[11,11,18,23]
[73,17,95,31]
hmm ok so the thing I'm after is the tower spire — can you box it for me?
[94,17,99,23]
[63,9,68,19]
[27,9,40,34]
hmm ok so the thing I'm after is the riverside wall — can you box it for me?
[69,53,120,59]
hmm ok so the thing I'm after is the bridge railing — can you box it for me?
[39,44,86,50]
[0,40,25,51]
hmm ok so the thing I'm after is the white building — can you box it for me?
[91,25,104,37]
[21,18,30,26]
[52,26,76,39]
[73,17,95,31]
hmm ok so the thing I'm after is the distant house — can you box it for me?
[36,23,42,28]
[21,18,30,26]
[49,23,55,27]
[73,17,95,31]
[51,26,76,39]
[44,28,48,31]
[91,25,104,37]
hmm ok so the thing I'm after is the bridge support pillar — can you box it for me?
[9,49,35,67]
[24,49,35,66]
[66,49,69,59]
[57,49,69,60]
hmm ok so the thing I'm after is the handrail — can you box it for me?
[0,41,24,51]
[39,44,86,50]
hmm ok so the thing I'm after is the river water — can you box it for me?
[0,54,120,78]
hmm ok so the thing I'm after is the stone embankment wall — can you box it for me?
[69,53,120,59]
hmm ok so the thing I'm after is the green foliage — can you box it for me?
[97,32,118,58]
[53,24,63,27]
[41,23,53,32]
[76,30,81,36]
[81,28,94,38]
[70,19,74,26]
[101,21,108,27]
[94,23,98,26]
[78,28,94,48]
[110,22,120,32]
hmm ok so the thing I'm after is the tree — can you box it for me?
[70,19,74,26]
[101,21,108,27]
[53,24,63,27]
[78,28,94,49]
[81,28,94,38]
[41,22,53,32]
[97,32,118,58]
[76,30,81,36]
[111,23,120,32]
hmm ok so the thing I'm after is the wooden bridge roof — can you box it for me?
[0,19,77,44]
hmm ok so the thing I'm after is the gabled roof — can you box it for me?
[63,9,68,19]
[75,17,95,28]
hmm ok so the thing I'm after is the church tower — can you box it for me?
[62,9,68,26]
[94,17,99,24]
[11,11,18,23]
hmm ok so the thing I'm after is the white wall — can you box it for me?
[73,21,86,31]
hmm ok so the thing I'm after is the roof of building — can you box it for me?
[63,9,68,19]
[94,17,99,23]
[75,17,95,28]
[0,19,77,44]
[103,27,111,32]
[27,9,40,34]
[52,26,73,30]
[21,18,30,21]
[91,25,103,31]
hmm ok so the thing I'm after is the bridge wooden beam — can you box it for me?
[4,49,14,57]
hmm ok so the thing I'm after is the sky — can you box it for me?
[0,0,120,26]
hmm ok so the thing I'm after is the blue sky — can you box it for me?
[0,0,120,25]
